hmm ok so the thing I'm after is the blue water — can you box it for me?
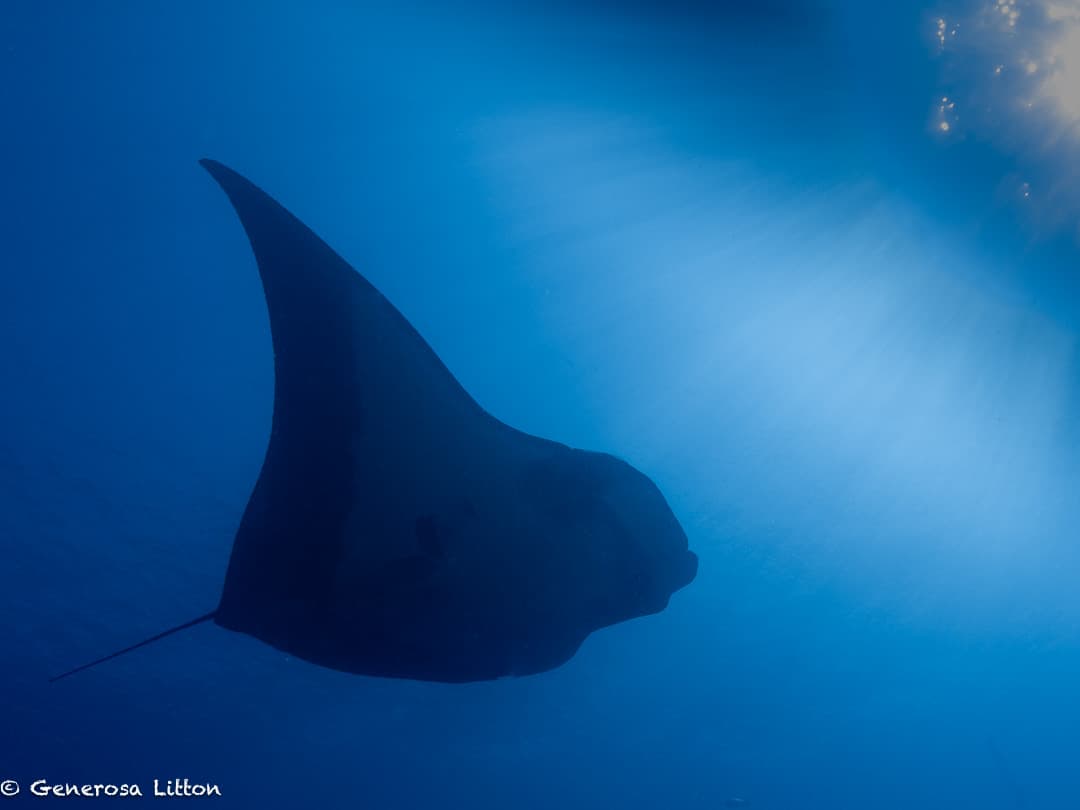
[4,2,1080,806]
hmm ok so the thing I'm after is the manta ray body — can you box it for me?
[53,160,697,683]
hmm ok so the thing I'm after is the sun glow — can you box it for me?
[928,1,1080,231]
[1039,15,1080,125]
[931,1,1080,134]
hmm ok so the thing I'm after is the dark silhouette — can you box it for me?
[52,160,697,683]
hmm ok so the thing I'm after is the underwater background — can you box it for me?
[4,1,1080,806]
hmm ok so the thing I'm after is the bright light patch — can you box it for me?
[1040,19,1080,124]
[1047,1,1080,21]
[928,0,1080,231]
[933,95,959,134]
[996,0,1021,26]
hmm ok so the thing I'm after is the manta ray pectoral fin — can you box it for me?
[49,611,217,682]
[200,158,495,626]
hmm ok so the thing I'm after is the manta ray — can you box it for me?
[53,160,697,683]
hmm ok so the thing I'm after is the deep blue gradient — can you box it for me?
[4,2,1080,807]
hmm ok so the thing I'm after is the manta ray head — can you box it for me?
[524,449,698,629]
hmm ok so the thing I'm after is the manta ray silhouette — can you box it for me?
[52,160,698,683]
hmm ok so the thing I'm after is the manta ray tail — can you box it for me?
[49,612,217,682]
